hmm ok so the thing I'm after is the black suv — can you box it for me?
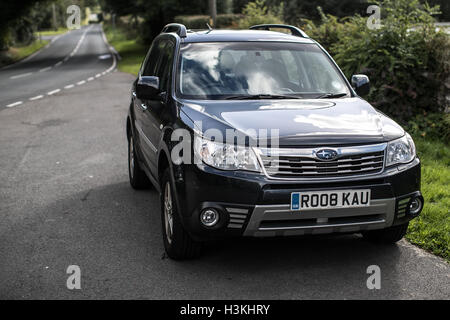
[127,23,423,259]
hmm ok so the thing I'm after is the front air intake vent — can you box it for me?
[226,207,249,229]
[396,197,411,218]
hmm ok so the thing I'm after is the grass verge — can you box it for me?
[103,22,449,261]
[36,28,68,37]
[406,137,449,261]
[103,24,147,75]
[0,40,49,68]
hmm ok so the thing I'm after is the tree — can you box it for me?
[0,0,45,49]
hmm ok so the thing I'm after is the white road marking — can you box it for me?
[47,89,61,95]
[98,54,111,59]
[87,77,94,81]
[54,61,62,67]
[10,72,33,79]
[29,95,44,101]
[64,84,75,89]
[95,73,101,78]
[77,80,86,85]
[39,66,52,72]
[100,25,118,75]
[6,101,23,107]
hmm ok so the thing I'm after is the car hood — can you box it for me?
[179,98,404,146]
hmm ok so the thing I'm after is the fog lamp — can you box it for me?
[200,208,219,227]
[409,198,423,215]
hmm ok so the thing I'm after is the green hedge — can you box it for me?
[237,0,284,28]
[174,14,243,29]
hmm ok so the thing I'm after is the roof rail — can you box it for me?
[161,23,187,38]
[249,24,308,38]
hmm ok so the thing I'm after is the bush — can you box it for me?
[301,7,351,55]
[281,0,368,24]
[304,0,450,127]
[406,112,450,142]
[174,14,243,29]
[217,14,244,28]
[237,0,284,29]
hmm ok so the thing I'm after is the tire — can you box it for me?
[128,135,150,189]
[161,169,202,260]
[362,222,409,244]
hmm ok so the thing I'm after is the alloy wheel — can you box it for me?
[164,182,173,244]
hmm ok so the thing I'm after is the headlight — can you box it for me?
[194,135,261,172]
[386,133,416,166]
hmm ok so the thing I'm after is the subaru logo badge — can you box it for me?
[315,149,338,161]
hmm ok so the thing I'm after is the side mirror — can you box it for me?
[136,76,160,100]
[351,74,370,97]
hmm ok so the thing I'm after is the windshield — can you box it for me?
[177,42,351,100]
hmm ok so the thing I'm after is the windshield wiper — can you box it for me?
[225,94,302,100]
[314,92,348,99]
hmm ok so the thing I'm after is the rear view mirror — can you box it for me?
[136,76,160,100]
[351,74,370,97]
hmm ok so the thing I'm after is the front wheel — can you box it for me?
[362,222,409,243]
[161,169,202,259]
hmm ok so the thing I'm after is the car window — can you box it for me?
[155,40,175,92]
[142,39,165,76]
[177,42,350,100]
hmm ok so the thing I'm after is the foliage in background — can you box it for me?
[237,0,284,28]
[427,0,450,20]
[304,0,450,131]
[174,14,243,29]
[301,7,348,53]
[0,0,96,49]
[102,0,211,44]
[2,0,449,49]
[407,112,450,141]
[0,0,43,49]
[277,0,368,25]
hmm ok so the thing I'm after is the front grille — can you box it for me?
[259,147,385,179]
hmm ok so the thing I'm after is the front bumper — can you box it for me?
[245,199,395,237]
[175,158,422,241]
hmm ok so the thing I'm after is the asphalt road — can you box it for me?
[0,24,449,300]
[0,24,115,108]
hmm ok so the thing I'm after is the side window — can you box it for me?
[155,40,175,92]
[142,40,165,76]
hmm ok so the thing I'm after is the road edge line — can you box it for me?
[100,24,120,70]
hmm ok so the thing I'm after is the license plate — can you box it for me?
[290,189,371,211]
